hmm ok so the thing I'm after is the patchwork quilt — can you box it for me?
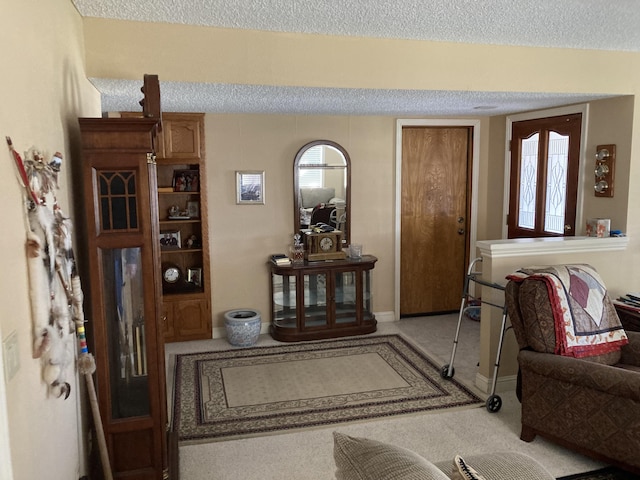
[507,264,628,358]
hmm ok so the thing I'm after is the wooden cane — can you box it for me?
[77,336,113,480]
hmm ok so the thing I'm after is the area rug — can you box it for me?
[173,334,483,444]
[557,466,638,480]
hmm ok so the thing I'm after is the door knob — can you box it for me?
[457,217,465,223]
[458,228,465,235]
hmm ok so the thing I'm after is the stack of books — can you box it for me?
[614,292,640,312]
[270,254,291,266]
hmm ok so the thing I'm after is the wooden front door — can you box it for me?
[400,126,472,316]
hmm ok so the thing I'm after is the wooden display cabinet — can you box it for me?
[270,255,378,341]
[121,111,212,342]
[79,117,167,479]
[155,113,212,342]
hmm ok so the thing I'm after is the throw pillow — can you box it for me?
[451,455,487,480]
[333,432,450,480]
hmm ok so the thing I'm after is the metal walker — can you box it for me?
[440,257,510,413]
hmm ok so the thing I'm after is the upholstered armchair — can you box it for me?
[505,270,640,474]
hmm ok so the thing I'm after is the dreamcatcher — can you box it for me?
[7,136,113,478]
[7,137,81,398]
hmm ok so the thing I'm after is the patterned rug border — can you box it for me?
[173,334,483,444]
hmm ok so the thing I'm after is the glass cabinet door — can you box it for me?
[272,272,297,329]
[303,272,327,328]
[362,269,374,320]
[101,247,150,419]
[335,271,357,324]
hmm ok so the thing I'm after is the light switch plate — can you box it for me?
[2,331,20,381]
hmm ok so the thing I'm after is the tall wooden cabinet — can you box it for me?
[79,117,167,479]
[155,113,211,343]
[119,112,212,342]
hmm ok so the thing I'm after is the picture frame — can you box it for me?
[160,230,181,249]
[172,169,200,192]
[185,234,200,249]
[236,170,265,205]
[187,267,202,287]
[186,200,200,218]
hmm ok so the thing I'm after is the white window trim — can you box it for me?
[503,104,589,239]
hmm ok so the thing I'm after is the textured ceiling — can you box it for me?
[90,78,614,117]
[73,0,637,115]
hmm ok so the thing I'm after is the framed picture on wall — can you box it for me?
[236,171,265,205]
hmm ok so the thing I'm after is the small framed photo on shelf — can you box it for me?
[185,234,200,249]
[236,170,265,205]
[160,230,181,249]
[187,267,202,287]
[172,169,200,192]
[186,200,200,218]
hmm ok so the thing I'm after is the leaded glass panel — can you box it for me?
[544,132,569,234]
[518,133,539,229]
[98,170,138,231]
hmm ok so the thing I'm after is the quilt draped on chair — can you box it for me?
[507,264,628,358]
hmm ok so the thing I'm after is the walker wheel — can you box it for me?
[440,364,455,379]
[486,394,502,412]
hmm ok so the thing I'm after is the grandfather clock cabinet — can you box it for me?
[79,117,167,479]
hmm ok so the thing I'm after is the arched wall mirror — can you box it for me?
[294,140,351,246]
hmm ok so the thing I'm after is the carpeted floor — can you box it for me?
[173,334,483,444]
[167,318,612,479]
[557,466,639,480]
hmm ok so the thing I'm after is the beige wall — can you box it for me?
[582,96,635,232]
[83,18,640,95]
[206,114,396,329]
[0,1,100,479]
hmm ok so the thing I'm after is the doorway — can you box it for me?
[507,113,582,238]
[395,120,480,319]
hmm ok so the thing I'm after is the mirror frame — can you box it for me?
[293,140,351,246]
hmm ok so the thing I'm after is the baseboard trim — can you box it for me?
[212,326,225,339]
[375,311,396,323]
[212,311,396,339]
[475,372,517,395]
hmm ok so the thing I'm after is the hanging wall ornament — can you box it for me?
[7,137,81,399]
